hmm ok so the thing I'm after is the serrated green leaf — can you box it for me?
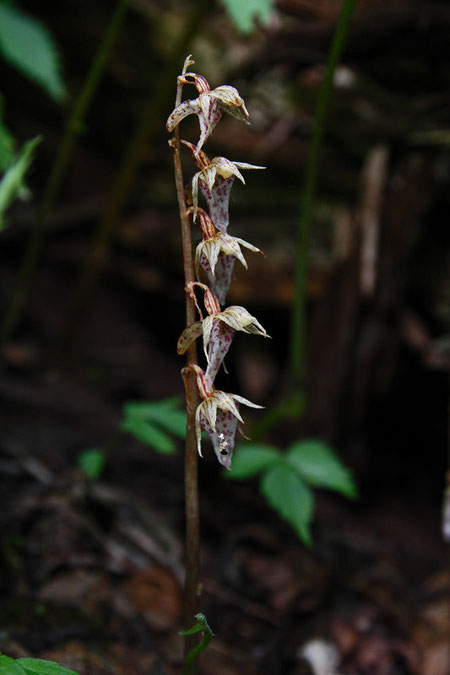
[221,0,274,34]
[0,3,66,101]
[16,658,78,675]
[261,465,314,546]
[0,135,41,230]
[229,443,282,479]
[121,417,176,454]
[0,654,28,675]
[78,448,106,479]
[287,439,358,499]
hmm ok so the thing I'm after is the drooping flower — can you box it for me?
[166,74,249,154]
[192,207,261,303]
[177,283,268,384]
[182,142,265,231]
[192,365,263,469]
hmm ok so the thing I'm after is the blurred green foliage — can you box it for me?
[0,135,41,230]
[230,439,357,545]
[121,396,187,454]
[221,0,274,34]
[0,0,66,101]
[0,654,78,675]
[78,448,106,479]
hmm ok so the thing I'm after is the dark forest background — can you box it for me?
[0,1,448,673]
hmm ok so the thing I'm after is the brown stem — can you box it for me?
[170,57,200,658]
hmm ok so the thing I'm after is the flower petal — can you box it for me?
[198,408,237,469]
[216,233,248,268]
[198,249,235,305]
[200,175,234,233]
[210,390,244,423]
[219,306,268,337]
[202,164,218,191]
[233,162,266,171]
[196,96,222,153]
[195,403,204,457]
[196,239,220,277]
[205,321,234,385]
[177,321,204,354]
[231,394,264,409]
[202,397,217,431]
[210,85,249,124]
[211,157,246,183]
[202,314,215,361]
[166,98,201,132]
[212,410,238,470]
[233,236,262,253]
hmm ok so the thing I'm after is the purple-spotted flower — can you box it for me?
[177,282,269,383]
[192,207,261,303]
[182,141,265,231]
[192,365,263,469]
[166,71,249,154]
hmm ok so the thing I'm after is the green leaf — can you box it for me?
[0,135,41,230]
[78,448,106,479]
[121,416,176,454]
[221,0,274,34]
[261,465,314,546]
[0,3,66,101]
[123,397,186,438]
[229,443,282,479]
[121,397,187,453]
[287,439,358,499]
[16,658,78,675]
[0,654,28,675]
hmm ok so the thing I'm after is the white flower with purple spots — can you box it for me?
[182,142,265,230]
[166,69,249,154]
[193,207,261,304]
[177,284,269,383]
[191,366,263,469]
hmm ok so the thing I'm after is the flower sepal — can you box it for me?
[190,365,264,469]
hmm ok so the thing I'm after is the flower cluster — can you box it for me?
[168,56,268,469]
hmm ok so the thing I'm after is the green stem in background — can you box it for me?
[252,0,358,441]
[179,613,214,675]
[290,0,358,395]
[59,0,210,356]
[0,0,129,343]
[289,0,357,405]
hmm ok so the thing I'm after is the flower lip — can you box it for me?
[193,370,264,460]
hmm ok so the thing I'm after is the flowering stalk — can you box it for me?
[167,55,268,656]
[168,55,200,636]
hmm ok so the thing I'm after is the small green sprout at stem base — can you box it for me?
[179,613,215,675]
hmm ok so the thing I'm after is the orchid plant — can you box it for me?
[167,55,268,644]
[167,55,268,471]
